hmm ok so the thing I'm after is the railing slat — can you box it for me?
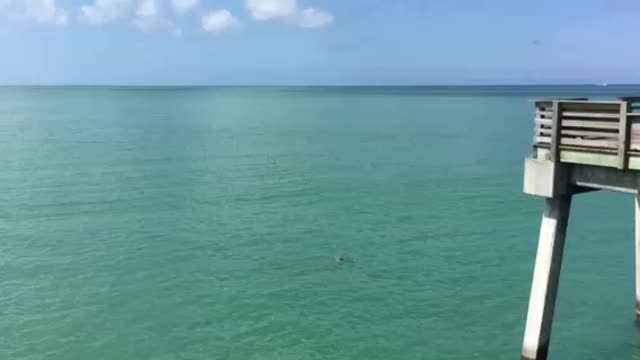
[535,136,619,149]
[536,118,618,130]
[562,111,620,119]
[562,130,617,138]
[538,128,618,138]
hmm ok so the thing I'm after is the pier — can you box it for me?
[522,97,640,359]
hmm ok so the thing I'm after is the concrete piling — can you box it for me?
[521,196,572,360]
[635,195,640,320]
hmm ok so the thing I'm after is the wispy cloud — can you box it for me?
[291,7,332,28]
[246,0,295,20]
[136,0,158,18]
[22,0,68,24]
[80,0,130,24]
[201,9,238,33]
[2,0,334,33]
[133,0,179,34]
[171,0,198,15]
[246,0,333,28]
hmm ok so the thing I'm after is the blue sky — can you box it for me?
[1,0,639,85]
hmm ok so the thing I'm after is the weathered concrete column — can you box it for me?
[522,195,572,360]
[635,194,640,320]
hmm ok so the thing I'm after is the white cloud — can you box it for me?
[246,0,295,20]
[245,0,333,28]
[133,0,178,33]
[136,0,158,17]
[23,0,68,24]
[80,0,129,24]
[80,0,176,33]
[291,7,332,28]
[201,9,238,33]
[171,0,198,15]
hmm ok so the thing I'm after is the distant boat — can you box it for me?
[600,83,608,86]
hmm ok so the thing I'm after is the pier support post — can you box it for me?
[635,195,640,320]
[522,195,572,360]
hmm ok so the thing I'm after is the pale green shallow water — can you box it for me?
[1,86,640,359]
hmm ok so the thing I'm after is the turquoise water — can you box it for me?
[1,86,640,359]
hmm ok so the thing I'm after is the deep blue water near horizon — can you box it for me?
[2,85,640,359]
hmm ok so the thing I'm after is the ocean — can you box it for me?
[1,85,640,359]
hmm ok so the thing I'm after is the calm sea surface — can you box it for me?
[2,86,640,359]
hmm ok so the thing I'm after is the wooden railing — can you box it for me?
[533,98,640,169]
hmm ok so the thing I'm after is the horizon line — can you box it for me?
[1,83,640,88]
